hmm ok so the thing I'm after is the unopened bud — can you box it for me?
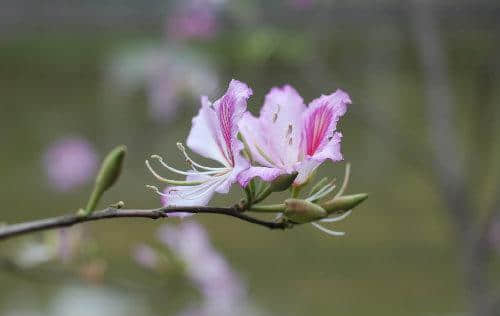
[269,172,298,192]
[320,193,368,215]
[95,145,126,192]
[81,145,127,215]
[284,198,327,224]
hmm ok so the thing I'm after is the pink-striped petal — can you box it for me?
[311,131,343,162]
[302,89,350,157]
[187,79,252,167]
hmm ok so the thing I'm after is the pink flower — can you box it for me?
[157,222,247,313]
[132,244,159,270]
[146,80,252,207]
[43,137,98,192]
[238,85,351,187]
[167,8,217,40]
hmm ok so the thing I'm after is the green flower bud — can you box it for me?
[284,198,327,224]
[269,172,298,192]
[94,145,127,192]
[320,193,368,215]
[81,145,127,216]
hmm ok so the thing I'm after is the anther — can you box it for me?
[146,185,168,197]
[272,104,281,123]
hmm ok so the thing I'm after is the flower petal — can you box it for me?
[302,89,351,157]
[161,174,218,211]
[187,79,252,167]
[310,131,343,162]
[293,159,321,185]
[186,96,228,166]
[215,150,250,194]
[294,133,343,185]
[238,112,277,167]
[236,166,284,188]
[259,85,306,168]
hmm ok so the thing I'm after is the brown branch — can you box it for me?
[0,206,288,242]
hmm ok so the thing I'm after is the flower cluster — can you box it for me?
[146,79,363,235]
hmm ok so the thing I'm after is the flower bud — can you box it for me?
[95,145,127,192]
[284,198,327,224]
[269,172,298,192]
[82,145,127,215]
[320,193,368,215]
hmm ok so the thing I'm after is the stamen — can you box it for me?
[311,222,345,236]
[151,155,220,176]
[238,133,254,163]
[145,160,204,186]
[146,185,169,197]
[176,142,221,171]
[254,143,277,166]
[319,210,352,223]
[286,123,293,136]
[272,104,281,123]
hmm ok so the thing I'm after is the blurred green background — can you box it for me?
[1,0,500,315]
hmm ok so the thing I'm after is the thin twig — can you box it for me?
[0,206,288,241]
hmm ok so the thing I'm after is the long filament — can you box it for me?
[319,210,352,223]
[151,155,221,176]
[145,160,204,185]
[311,222,345,236]
[177,143,221,171]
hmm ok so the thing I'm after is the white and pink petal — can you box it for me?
[293,159,321,186]
[215,151,250,194]
[187,96,229,166]
[236,166,284,188]
[259,85,306,168]
[238,112,277,167]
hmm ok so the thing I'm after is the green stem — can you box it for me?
[244,186,253,205]
[252,185,273,204]
[81,187,104,216]
[291,185,302,198]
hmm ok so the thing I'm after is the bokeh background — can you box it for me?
[1,0,500,315]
